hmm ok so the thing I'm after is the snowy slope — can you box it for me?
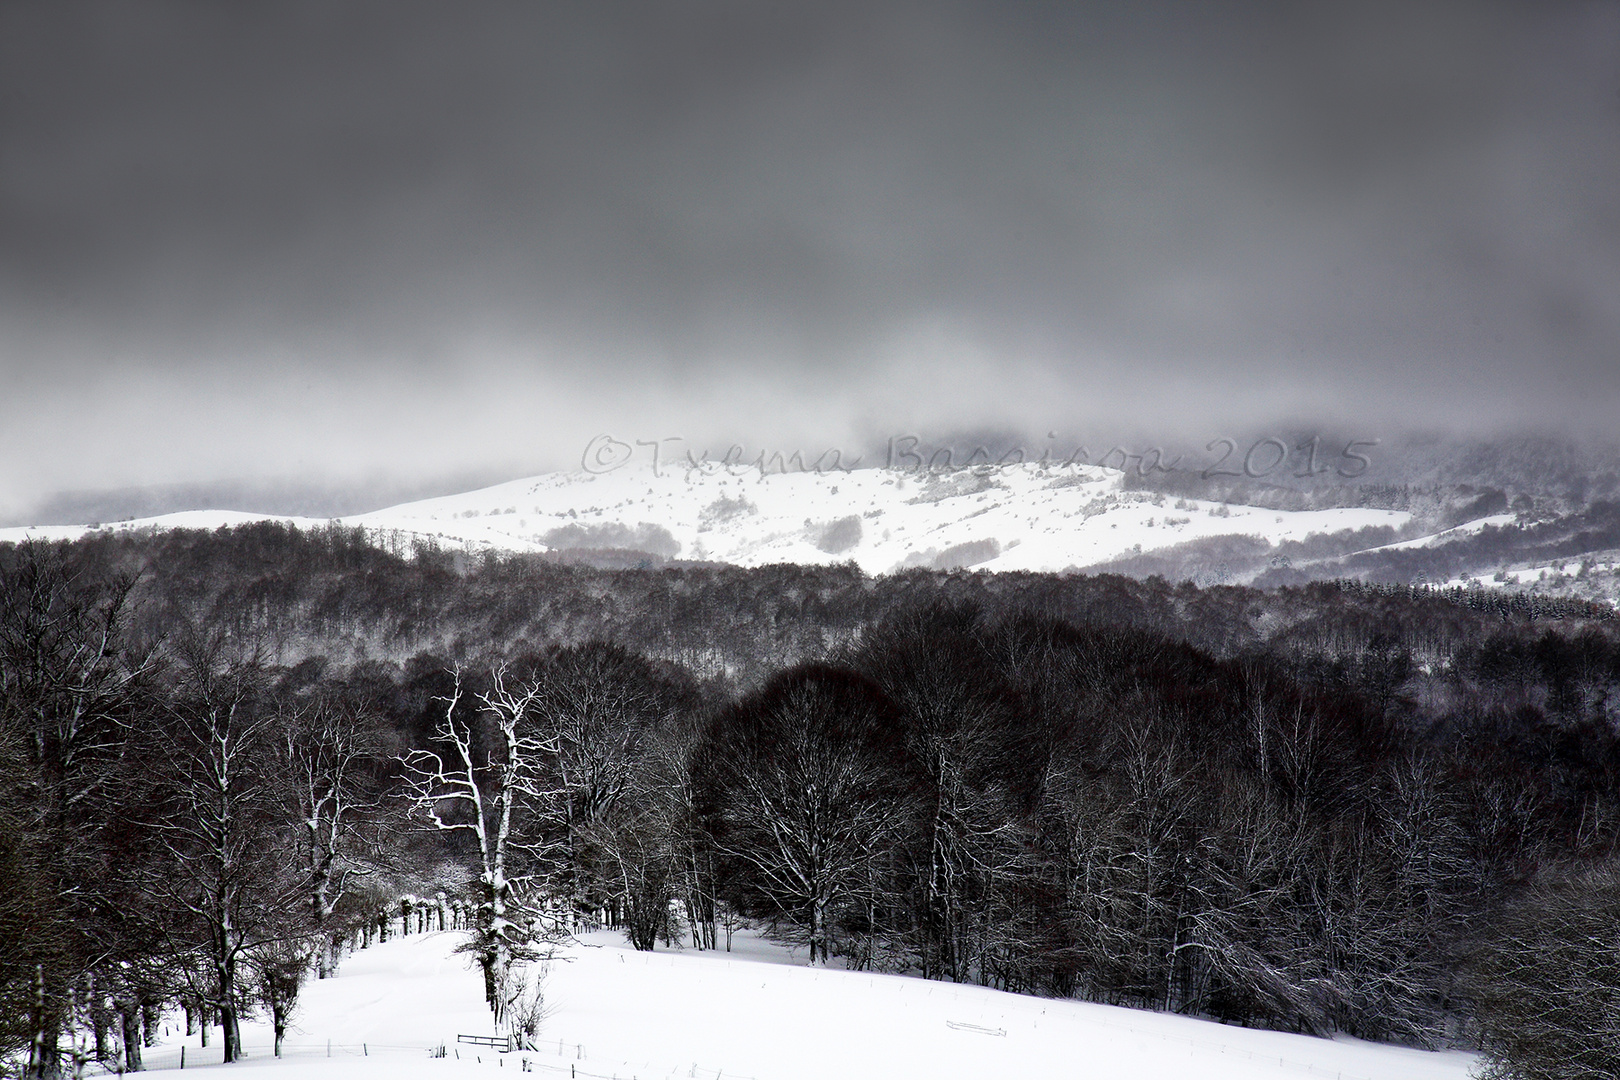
[344,461,1411,575]
[1361,514,1518,554]
[1440,555,1620,593]
[0,462,1413,577]
[128,928,1477,1080]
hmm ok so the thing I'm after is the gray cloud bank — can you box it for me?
[2,1,1616,519]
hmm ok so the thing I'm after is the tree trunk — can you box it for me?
[320,931,343,979]
[94,998,110,1063]
[26,965,61,1080]
[810,894,828,966]
[219,955,243,1063]
[119,1000,143,1072]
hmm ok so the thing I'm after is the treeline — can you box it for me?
[0,545,427,1076]
[5,529,1620,1079]
[44,519,1617,673]
[701,611,1619,1045]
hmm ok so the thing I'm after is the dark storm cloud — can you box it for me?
[1,1,1616,515]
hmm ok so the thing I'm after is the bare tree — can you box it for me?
[276,696,396,977]
[249,939,316,1057]
[531,643,693,929]
[1469,862,1620,1080]
[139,637,302,1063]
[580,743,686,951]
[401,666,561,1018]
[852,612,1037,983]
[699,666,915,966]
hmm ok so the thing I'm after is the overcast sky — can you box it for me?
[2,1,1617,519]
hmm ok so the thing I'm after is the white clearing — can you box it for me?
[127,928,1478,1080]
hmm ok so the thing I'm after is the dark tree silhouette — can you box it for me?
[697,665,918,965]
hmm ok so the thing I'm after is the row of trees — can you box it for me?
[0,545,408,1076]
[688,619,1473,1041]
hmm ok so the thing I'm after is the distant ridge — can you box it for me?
[3,460,1616,603]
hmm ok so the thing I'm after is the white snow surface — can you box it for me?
[1,463,1411,576]
[1368,514,1519,554]
[126,928,1477,1080]
[1439,557,1620,593]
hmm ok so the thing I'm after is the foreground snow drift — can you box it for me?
[134,929,1477,1080]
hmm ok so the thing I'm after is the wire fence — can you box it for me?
[73,1036,757,1080]
[440,1038,758,1080]
[81,1039,439,1074]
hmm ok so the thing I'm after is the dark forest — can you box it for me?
[5,523,1618,1079]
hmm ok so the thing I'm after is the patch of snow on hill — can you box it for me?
[344,462,1412,575]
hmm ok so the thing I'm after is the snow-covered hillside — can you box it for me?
[127,928,1478,1080]
[0,462,1414,577]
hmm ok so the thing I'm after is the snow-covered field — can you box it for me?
[1438,555,1620,598]
[128,928,1478,1080]
[0,462,1412,577]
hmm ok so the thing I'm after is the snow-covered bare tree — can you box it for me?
[138,634,303,1063]
[249,938,316,1057]
[697,665,917,966]
[401,665,561,1017]
[276,695,397,977]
